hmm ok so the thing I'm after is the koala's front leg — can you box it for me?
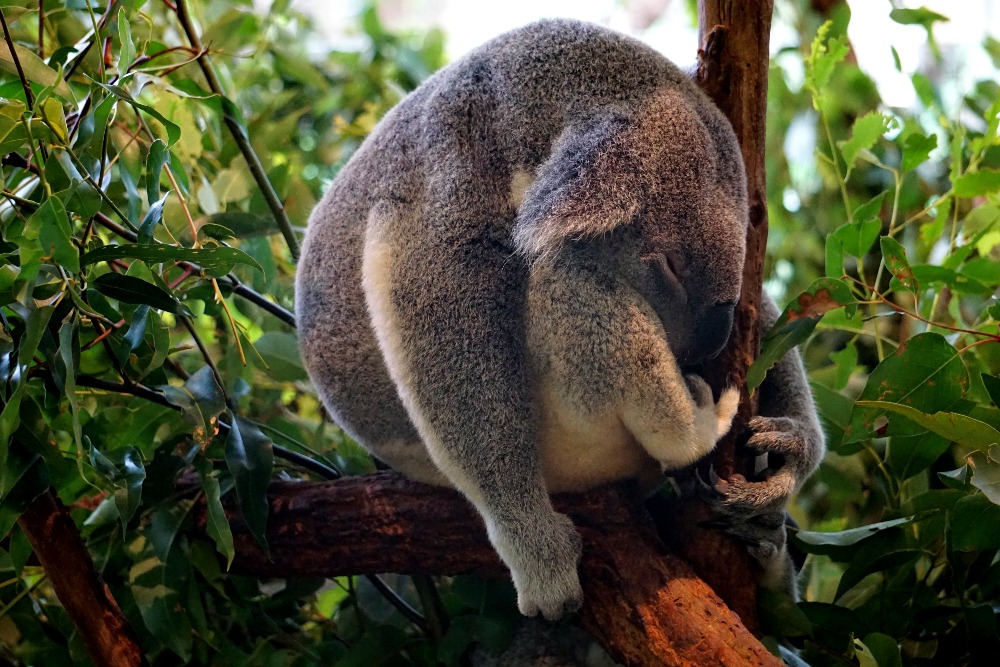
[700,293,825,593]
[363,221,582,620]
[618,305,739,470]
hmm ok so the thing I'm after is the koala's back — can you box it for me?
[295,19,710,482]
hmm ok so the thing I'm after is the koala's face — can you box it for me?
[632,197,746,366]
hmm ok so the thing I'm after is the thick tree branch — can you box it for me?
[199,473,780,667]
[17,490,147,667]
[663,0,775,628]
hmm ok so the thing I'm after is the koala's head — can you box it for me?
[515,87,748,365]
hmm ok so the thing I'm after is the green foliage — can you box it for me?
[0,0,456,664]
[761,6,1000,664]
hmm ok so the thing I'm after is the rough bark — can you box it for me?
[206,472,780,667]
[17,490,147,667]
[658,0,776,629]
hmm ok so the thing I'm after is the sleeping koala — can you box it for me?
[295,18,825,620]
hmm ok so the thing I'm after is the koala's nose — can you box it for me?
[687,300,736,363]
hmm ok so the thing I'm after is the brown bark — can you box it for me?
[662,0,775,628]
[17,490,147,667]
[208,472,780,666]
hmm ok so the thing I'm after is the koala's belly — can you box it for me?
[535,379,658,493]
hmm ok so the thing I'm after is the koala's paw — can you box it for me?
[698,469,793,575]
[497,512,584,621]
[681,376,740,459]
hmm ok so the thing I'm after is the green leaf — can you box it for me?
[0,40,74,100]
[830,343,858,390]
[145,139,169,207]
[804,21,851,104]
[951,493,1000,551]
[855,633,903,667]
[117,9,136,75]
[960,257,1000,286]
[224,413,273,550]
[204,211,277,238]
[953,170,1000,198]
[748,279,856,391]
[32,196,78,274]
[137,194,168,244]
[0,306,54,470]
[886,431,951,481]
[968,446,1000,505]
[889,7,949,28]
[92,273,184,314]
[98,83,181,146]
[252,331,306,381]
[795,516,915,556]
[880,236,918,293]
[202,472,235,569]
[80,242,262,277]
[129,555,193,660]
[855,402,1000,450]
[844,333,968,443]
[831,216,882,260]
[983,374,1000,409]
[901,131,937,171]
[838,112,894,174]
[159,366,226,447]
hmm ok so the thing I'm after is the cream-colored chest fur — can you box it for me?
[535,376,658,493]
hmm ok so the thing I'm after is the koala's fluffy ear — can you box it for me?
[513,114,641,259]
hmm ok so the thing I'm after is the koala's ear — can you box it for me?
[513,114,641,259]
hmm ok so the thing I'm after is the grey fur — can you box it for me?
[296,19,823,619]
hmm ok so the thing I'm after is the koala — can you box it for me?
[295,19,825,620]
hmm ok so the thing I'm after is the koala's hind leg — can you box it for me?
[362,208,583,621]
[296,208,444,486]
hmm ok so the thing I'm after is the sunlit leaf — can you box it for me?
[856,401,999,450]
[748,279,856,391]
[881,236,918,294]
[844,334,968,443]
[954,169,1000,198]
[838,112,894,174]
[0,40,74,100]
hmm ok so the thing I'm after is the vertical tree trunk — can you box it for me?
[665,0,774,628]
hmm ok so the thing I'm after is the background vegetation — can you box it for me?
[0,0,997,665]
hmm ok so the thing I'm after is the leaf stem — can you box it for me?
[0,7,35,109]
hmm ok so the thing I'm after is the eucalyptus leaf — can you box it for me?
[968,446,1000,505]
[92,273,184,314]
[224,413,273,550]
[81,242,262,277]
[844,333,968,443]
[748,278,856,391]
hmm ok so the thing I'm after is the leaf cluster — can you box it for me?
[758,5,1000,665]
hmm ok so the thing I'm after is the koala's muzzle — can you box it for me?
[686,300,736,363]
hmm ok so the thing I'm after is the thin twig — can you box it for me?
[173,0,301,261]
[0,7,36,109]
[75,374,342,479]
[365,575,429,633]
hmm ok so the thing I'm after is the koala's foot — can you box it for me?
[696,414,820,596]
[491,511,584,621]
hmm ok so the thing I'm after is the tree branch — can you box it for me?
[198,473,781,667]
[17,490,147,667]
[663,0,775,628]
